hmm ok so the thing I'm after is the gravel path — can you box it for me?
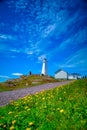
[0,81,71,107]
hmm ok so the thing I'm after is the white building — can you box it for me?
[41,58,48,76]
[68,73,81,79]
[55,69,68,79]
[55,69,81,80]
[68,74,77,79]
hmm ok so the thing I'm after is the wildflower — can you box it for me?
[8,111,13,115]
[59,97,62,100]
[10,100,14,105]
[26,128,31,130]
[10,126,14,130]
[25,106,28,109]
[27,108,30,111]
[3,125,6,128]
[12,120,16,125]
[29,122,34,126]
[15,115,18,118]
[44,106,47,109]
[42,97,45,100]
[60,109,64,113]
[35,92,39,95]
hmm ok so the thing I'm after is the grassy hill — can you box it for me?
[0,75,59,92]
[0,79,87,130]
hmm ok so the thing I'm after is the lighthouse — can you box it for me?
[41,58,48,76]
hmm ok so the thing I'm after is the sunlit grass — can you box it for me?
[0,79,87,130]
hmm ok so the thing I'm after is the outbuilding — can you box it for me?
[55,69,81,80]
[55,69,68,79]
[68,73,81,79]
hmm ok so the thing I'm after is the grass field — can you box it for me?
[0,79,87,130]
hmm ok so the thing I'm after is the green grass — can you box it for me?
[0,75,59,92]
[0,79,87,130]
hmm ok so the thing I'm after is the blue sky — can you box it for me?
[0,0,87,82]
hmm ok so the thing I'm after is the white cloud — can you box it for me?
[10,49,20,53]
[59,64,75,68]
[28,43,41,55]
[0,34,16,40]
[0,35,7,39]
[58,27,87,50]
[42,24,56,37]
[26,51,33,55]
[0,75,9,79]
[9,45,41,57]
[12,73,23,76]
[38,54,46,61]
[24,48,34,55]
[61,48,87,69]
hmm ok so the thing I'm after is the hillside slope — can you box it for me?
[0,75,59,92]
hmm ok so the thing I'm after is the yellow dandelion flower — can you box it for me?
[26,128,31,130]
[12,120,16,125]
[29,122,34,126]
[60,109,64,113]
[8,111,13,115]
[44,106,47,109]
[10,126,14,130]
[42,97,45,100]
[35,92,39,95]
[27,108,30,111]
[25,106,28,109]
[0,123,2,126]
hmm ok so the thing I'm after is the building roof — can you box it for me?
[71,73,81,76]
[55,69,67,74]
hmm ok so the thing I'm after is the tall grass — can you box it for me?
[0,79,87,130]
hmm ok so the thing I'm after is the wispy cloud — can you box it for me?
[38,54,46,61]
[59,27,87,50]
[10,49,20,53]
[0,34,15,40]
[42,24,56,37]
[24,48,34,55]
[26,51,33,55]
[12,73,23,76]
[0,75,9,79]
[0,35,8,39]
[60,47,87,69]
[0,0,86,79]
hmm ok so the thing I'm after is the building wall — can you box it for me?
[68,75,77,79]
[55,70,68,79]
[68,74,81,79]
[77,75,81,79]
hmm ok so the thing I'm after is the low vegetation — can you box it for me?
[0,75,59,92]
[0,79,87,130]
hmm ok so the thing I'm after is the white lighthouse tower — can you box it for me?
[41,58,48,76]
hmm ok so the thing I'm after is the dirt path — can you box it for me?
[0,81,72,107]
